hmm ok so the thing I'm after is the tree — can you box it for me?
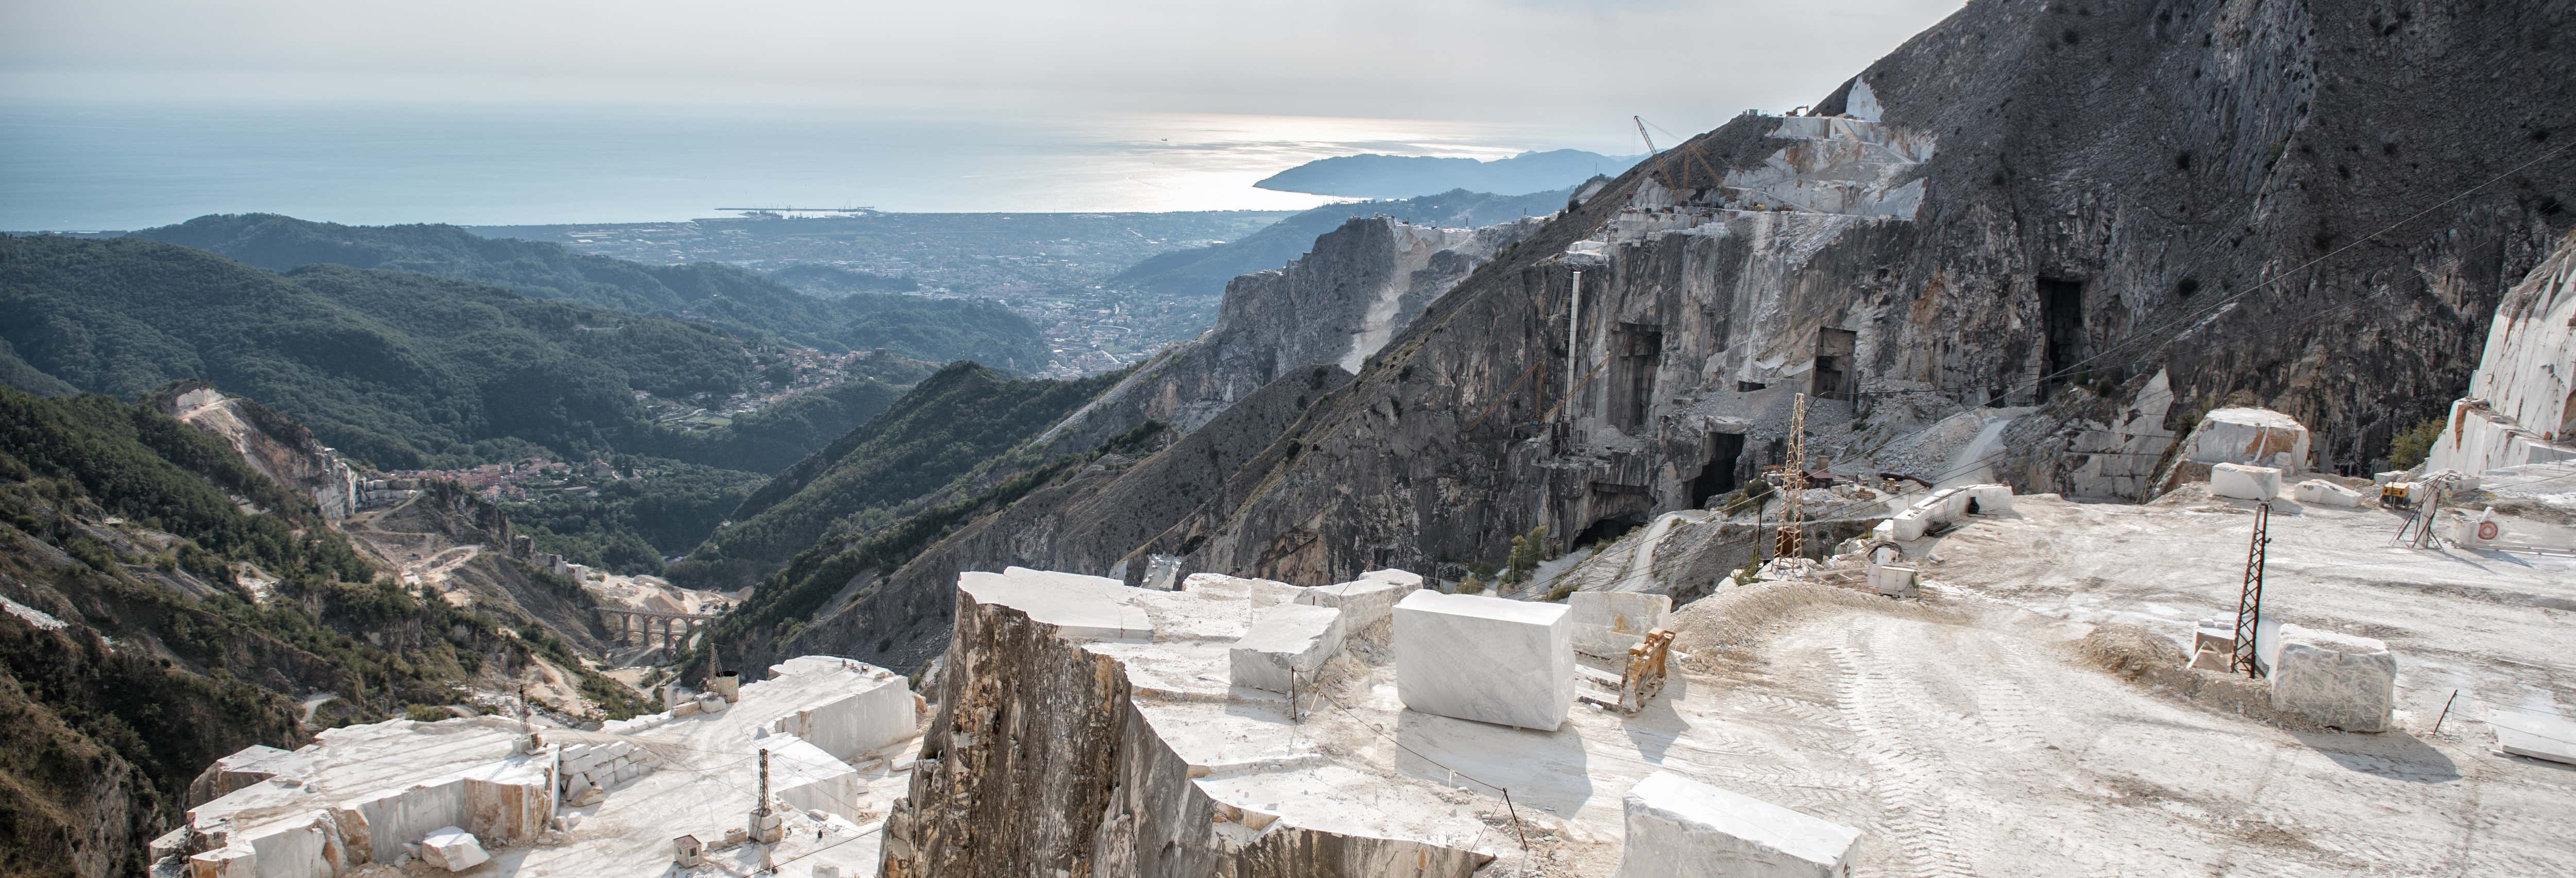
[2387,417,2445,469]
[1500,525,1549,586]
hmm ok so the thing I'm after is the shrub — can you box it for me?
[2387,417,2445,469]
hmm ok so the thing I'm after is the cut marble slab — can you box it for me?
[2488,711,2576,765]
[1616,770,1860,878]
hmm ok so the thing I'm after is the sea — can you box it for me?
[0,100,1626,231]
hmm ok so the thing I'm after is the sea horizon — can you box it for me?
[0,98,1631,232]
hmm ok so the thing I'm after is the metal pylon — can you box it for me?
[2230,500,2272,678]
[1774,393,1808,559]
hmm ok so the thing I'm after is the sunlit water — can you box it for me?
[0,100,1623,230]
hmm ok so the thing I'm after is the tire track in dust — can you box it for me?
[1832,622,1978,878]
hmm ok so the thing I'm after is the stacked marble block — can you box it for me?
[1616,771,1861,878]
[1225,569,1420,693]
[559,740,659,804]
[1569,592,1672,659]
[1394,591,1575,731]
[2211,463,2285,501]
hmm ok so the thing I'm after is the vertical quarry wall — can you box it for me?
[2428,230,2576,475]
[879,586,1485,877]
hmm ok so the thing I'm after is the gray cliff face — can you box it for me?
[1121,0,2573,586]
[1038,215,1543,454]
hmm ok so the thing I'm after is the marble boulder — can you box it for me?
[419,826,490,872]
[2264,624,2395,732]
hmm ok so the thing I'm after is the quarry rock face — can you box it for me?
[1073,0,2576,589]
[880,572,1493,877]
[1036,215,1543,454]
[2428,230,2576,476]
[157,383,364,520]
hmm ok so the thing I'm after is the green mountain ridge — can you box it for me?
[128,213,1048,371]
[666,361,1129,593]
[0,234,908,477]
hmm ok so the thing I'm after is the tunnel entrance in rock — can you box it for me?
[1810,328,1857,402]
[1573,513,1649,549]
[2030,275,2092,399]
[1609,323,1665,431]
[1689,432,1747,508]
[2039,277,2085,400]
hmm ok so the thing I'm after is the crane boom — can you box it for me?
[1634,115,1681,195]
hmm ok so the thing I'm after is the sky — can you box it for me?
[1,0,1963,132]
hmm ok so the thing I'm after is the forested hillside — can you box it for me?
[129,213,1048,370]
[666,362,1128,591]
[0,386,628,876]
[0,235,900,475]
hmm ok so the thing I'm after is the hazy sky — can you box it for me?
[3,0,1962,130]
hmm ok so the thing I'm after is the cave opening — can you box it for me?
[1689,432,1747,508]
[1810,327,1858,402]
[1608,323,1665,431]
[1573,514,1650,549]
[2039,277,2085,400]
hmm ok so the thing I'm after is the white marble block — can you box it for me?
[1297,569,1424,632]
[1394,591,1573,731]
[1230,603,1347,693]
[419,826,491,872]
[1867,565,1918,599]
[1568,592,1672,657]
[2292,479,2363,507]
[1616,771,1861,878]
[2210,463,2284,500]
[2489,712,2576,765]
[2264,625,2395,732]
